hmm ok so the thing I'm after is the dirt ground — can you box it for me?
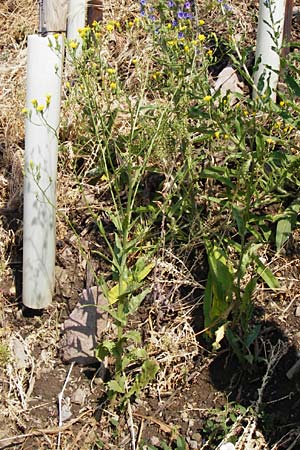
[1,0,300,449]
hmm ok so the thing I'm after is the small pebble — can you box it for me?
[189,440,198,449]
[191,432,202,443]
[71,387,86,405]
[219,443,235,450]
[150,436,160,446]
[295,306,300,317]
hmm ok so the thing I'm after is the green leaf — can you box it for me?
[285,73,300,97]
[107,378,125,394]
[276,198,300,251]
[123,330,141,343]
[255,257,280,289]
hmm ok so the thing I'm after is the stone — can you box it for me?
[71,387,87,405]
[60,286,110,365]
[11,337,28,369]
[212,66,244,105]
[295,305,300,317]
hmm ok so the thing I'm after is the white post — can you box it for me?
[253,0,286,101]
[67,0,87,57]
[23,34,64,309]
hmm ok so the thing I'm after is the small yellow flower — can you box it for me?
[266,137,274,144]
[45,94,51,106]
[274,121,282,129]
[167,40,176,46]
[134,17,139,23]
[224,134,229,139]
[191,40,198,46]
[31,99,38,108]
[279,100,285,107]
[243,109,249,116]
[199,19,205,26]
[21,107,29,114]
[198,34,206,42]
[184,45,189,53]
[95,32,101,39]
[37,105,45,112]
[166,23,172,29]
[132,58,138,65]
[92,20,98,27]
[101,174,108,181]
[203,95,212,102]
[106,23,114,32]
[107,68,116,74]
[53,33,59,39]
[214,131,220,139]
[179,25,187,31]
[66,81,71,89]
[69,40,78,49]
[128,21,134,27]
[207,49,213,56]
[110,82,117,90]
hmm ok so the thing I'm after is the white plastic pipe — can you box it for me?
[253,0,286,101]
[23,34,64,309]
[67,0,87,57]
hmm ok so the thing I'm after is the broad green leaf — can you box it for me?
[276,198,300,251]
[200,167,234,189]
[285,73,300,97]
[123,330,141,343]
[107,379,125,394]
[134,261,155,283]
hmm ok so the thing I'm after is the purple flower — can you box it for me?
[168,0,175,6]
[178,31,184,38]
[184,1,191,9]
[140,0,147,4]
[177,10,185,19]
[172,19,178,27]
[224,3,232,10]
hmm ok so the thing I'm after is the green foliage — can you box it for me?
[62,0,300,401]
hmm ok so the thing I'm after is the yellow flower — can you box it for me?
[167,40,177,46]
[203,95,212,102]
[199,20,205,26]
[207,49,213,56]
[66,81,71,89]
[224,134,229,139]
[214,131,220,139]
[128,21,134,27]
[198,34,206,42]
[78,27,88,38]
[179,25,187,31]
[53,33,59,39]
[279,100,285,107]
[110,82,117,90]
[21,107,29,114]
[134,17,139,23]
[184,45,189,53]
[31,98,38,108]
[191,40,198,46]
[266,137,274,144]
[166,23,172,29]
[69,40,78,49]
[106,23,114,32]
[92,20,98,27]
[95,32,101,39]
[107,68,116,74]
[37,105,45,112]
[243,109,249,116]
[46,94,51,106]
[152,71,161,80]
[132,58,138,65]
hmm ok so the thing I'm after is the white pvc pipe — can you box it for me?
[67,0,87,57]
[253,0,286,101]
[23,34,64,309]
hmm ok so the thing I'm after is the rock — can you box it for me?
[212,66,244,105]
[189,441,198,450]
[11,337,28,369]
[60,286,110,365]
[295,305,300,317]
[219,443,235,450]
[61,398,72,422]
[71,387,86,405]
[191,432,202,443]
[150,436,160,446]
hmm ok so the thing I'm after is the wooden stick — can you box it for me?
[87,0,103,25]
[282,0,294,58]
